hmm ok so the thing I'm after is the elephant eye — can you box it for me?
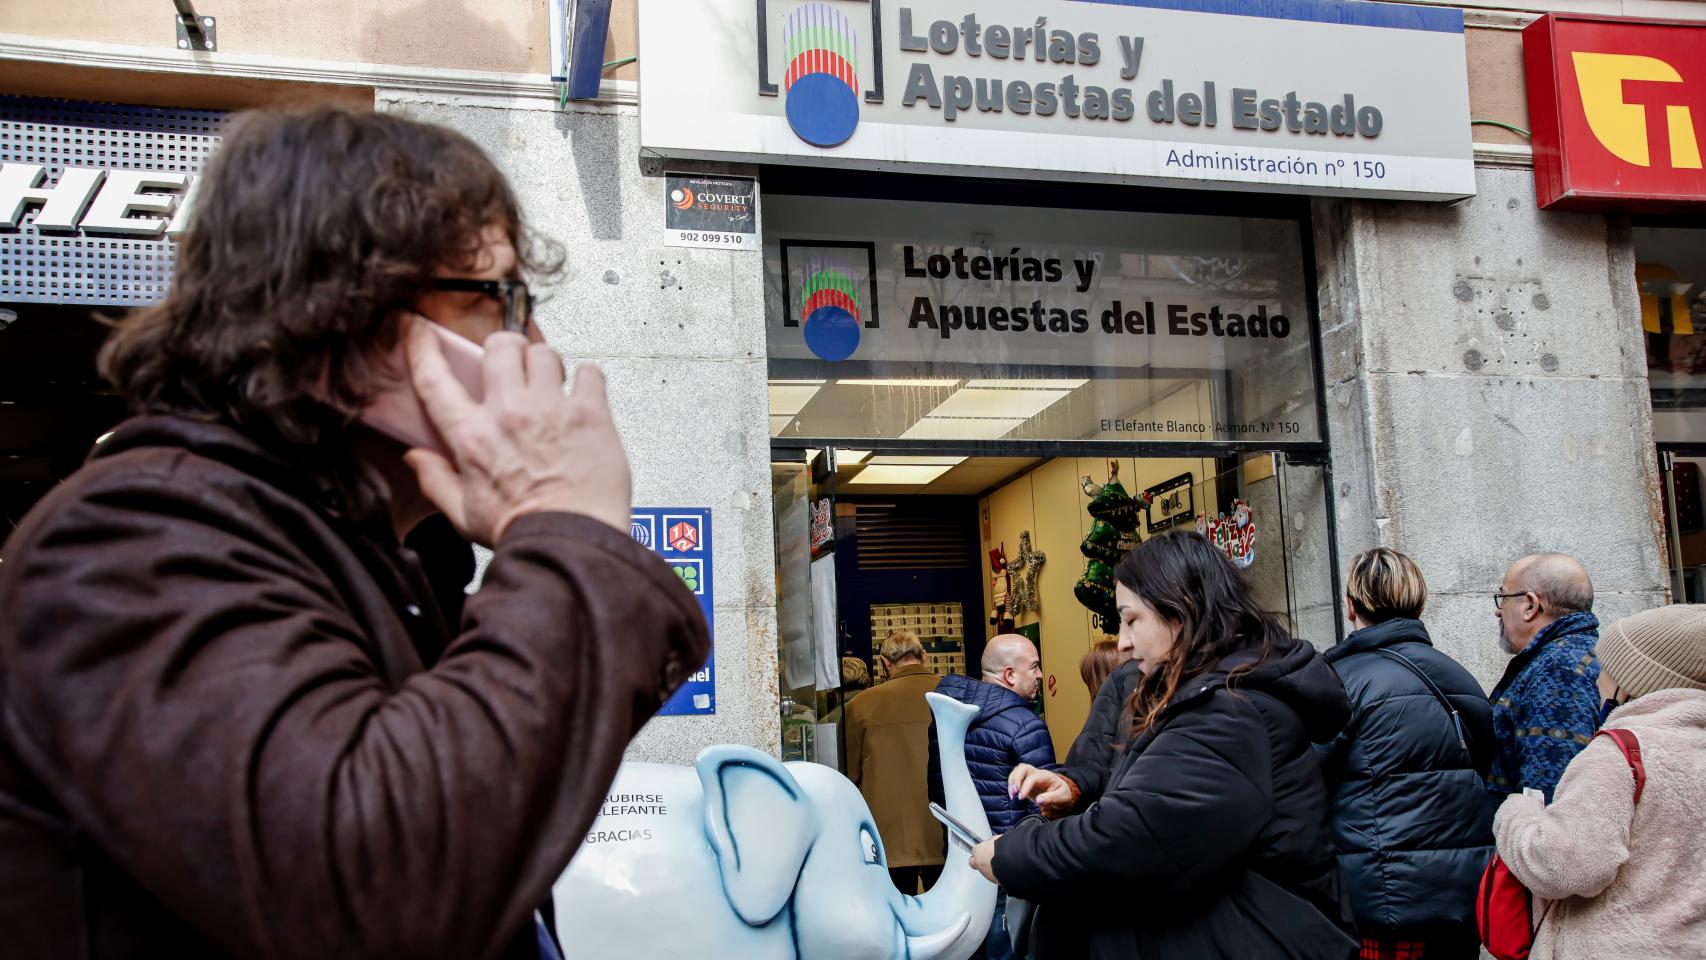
[860,828,880,865]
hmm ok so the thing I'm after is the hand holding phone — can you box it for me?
[396,315,632,545]
[360,318,484,459]
[930,802,988,852]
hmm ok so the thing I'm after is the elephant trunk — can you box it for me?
[904,692,998,959]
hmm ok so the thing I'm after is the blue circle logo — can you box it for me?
[799,261,862,361]
[783,3,860,148]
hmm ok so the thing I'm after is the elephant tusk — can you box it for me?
[904,913,971,960]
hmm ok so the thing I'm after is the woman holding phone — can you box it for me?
[970,532,1356,959]
[0,107,709,958]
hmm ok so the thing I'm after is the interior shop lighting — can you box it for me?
[769,415,797,435]
[963,378,1090,389]
[767,382,824,416]
[866,455,967,466]
[845,463,961,486]
[898,416,1028,440]
[835,449,873,465]
[926,387,1070,421]
[834,379,962,387]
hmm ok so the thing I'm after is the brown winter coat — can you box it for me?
[0,415,710,960]
[844,663,944,869]
[1492,687,1706,960]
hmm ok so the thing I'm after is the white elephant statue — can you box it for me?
[552,692,997,959]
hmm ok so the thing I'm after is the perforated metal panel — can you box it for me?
[0,96,225,306]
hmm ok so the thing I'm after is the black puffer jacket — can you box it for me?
[993,633,1355,960]
[1318,618,1495,939]
[1055,658,1141,803]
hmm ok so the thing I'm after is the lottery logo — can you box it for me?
[799,257,862,361]
[782,3,860,148]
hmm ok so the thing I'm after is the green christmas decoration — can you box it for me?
[1079,519,1126,565]
[1075,461,1151,634]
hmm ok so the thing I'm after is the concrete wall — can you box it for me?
[378,93,778,763]
[1315,165,1668,691]
[0,0,640,80]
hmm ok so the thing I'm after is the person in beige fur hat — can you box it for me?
[1491,604,1706,960]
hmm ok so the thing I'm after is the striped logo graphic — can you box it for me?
[782,3,861,148]
[799,257,862,360]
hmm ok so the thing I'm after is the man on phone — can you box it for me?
[0,107,709,959]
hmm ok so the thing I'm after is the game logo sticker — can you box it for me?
[630,507,716,715]
[781,2,862,147]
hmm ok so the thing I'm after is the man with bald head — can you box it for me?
[928,634,1054,960]
[1488,553,1604,801]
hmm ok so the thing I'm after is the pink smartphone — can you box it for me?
[360,318,485,458]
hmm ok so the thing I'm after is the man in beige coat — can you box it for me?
[1493,604,1706,960]
[846,630,944,894]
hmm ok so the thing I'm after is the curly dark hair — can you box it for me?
[99,106,560,457]
[1116,532,1288,737]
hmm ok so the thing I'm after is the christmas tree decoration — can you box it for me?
[1079,519,1126,565]
[1010,530,1045,615]
[1085,472,1153,531]
[1076,461,1149,634]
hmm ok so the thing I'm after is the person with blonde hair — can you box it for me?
[1320,547,1493,959]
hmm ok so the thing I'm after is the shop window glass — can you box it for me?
[1638,226,1706,445]
[763,194,1318,444]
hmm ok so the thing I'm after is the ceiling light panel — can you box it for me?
[866,455,968,466]
[835,379,962,387]
[928,388,1070,420]
[899,417,1027,440]
[962,379,1090,389]
[845,463,958,485]
[768,383,822,416]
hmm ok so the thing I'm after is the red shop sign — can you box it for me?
[1524,14,1706,211]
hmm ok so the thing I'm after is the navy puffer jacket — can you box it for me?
[1318,618,1495,939]
[927,673,1056,834]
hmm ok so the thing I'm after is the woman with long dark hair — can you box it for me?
[968,531,1355,958]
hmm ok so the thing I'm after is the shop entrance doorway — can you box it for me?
[772,449,1338,771]
[1636,224,1706,601]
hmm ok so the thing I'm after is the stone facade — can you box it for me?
[398,94,1670,757]
[1314,165,1668,689]
[385,94,781,763]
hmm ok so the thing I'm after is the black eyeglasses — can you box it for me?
[428,277,534,335]
[1493,591,1537,610]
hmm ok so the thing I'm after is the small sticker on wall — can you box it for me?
[664,174,758,251]
[1198,499,1258,569]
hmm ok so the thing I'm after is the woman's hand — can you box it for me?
[403,319,632,546]
[1009,764,1075,816]
[969,837,999,884]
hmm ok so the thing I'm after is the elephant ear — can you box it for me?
[696,745,818,926]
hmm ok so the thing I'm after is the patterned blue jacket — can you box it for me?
[1487,611,1601,802]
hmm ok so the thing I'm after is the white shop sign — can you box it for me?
[0,162,198,238]
[639,0,1476,201]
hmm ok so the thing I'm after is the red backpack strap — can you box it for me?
[1594,728,1646,804]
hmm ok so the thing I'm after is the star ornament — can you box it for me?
[1010,530,1046,615]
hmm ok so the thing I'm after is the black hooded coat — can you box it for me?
[991,633,1356,960]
